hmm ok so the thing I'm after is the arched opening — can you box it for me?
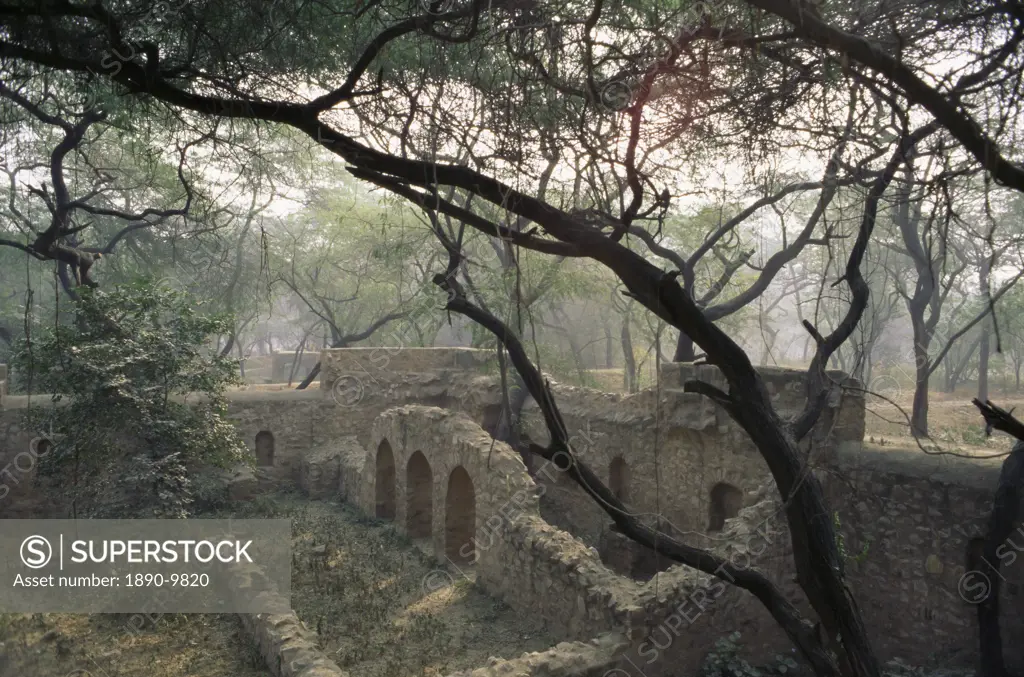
[255,431,275,466]
[609,456,630,503]
[375,440,397,520]
[445,466,476,565]
[406,451,433,540]
[708,482,743,532]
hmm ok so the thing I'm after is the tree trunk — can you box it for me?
[494,371,529,449]
[978,258,992,402]
[288,335,308,386]
[945,334,983,394]
[760,327,779,366]
[237,339,246,379]
[604,323,614,367]
[220,332,236,357]
[553,308,588,382]
[296,361,321,390]
[911,359,930,437]
[909,315,932,437]
[979,321,991,402]
[673,331,697,362]
[963,403,1024,677]
[621,316,636,393]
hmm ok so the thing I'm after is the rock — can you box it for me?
[225,465,259,501]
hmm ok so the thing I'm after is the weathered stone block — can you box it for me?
[224,464,259,502]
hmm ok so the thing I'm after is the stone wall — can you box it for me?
[320,347,495,393]
[4,351,1023,674]
[362,405,538,568]
[271,351,321,384]
[0,397,57,517]
[825,444,1024,671]
[518,362,865,556]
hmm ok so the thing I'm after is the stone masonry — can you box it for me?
[0,349,1021,674]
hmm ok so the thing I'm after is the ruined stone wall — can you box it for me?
[362,405,537,567]
[0,400,51,517]
[270,351,321,384]
[824,445,1024,672]
[519,363,865,555]
[5,350,1023,674]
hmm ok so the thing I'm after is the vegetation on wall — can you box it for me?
[11,282,249,518]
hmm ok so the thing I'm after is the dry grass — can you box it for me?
[0,612,267,677]
[217,492,556,677]
[863,388,1024,456]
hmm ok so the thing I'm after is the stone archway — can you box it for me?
[376,439,397,520]
[445,466,476,565]
[255,431,274,466]
[708,482,743,532]
[609,456,630,503]
[406,451,433,540]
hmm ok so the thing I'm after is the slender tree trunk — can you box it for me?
[296,361,321,390]
[910,315,932,437]
[494,370,529,459]
[604,323,614,368]
[237,339,246,379]
[553,309,588,382]
[220,332,236,357]
[945,334,983,394]
[288,335,308,386]
[621,316,636,393]
[760,327,779,366]
[911,360,930,437]
[979,322,991,402]
[978,258,992,402]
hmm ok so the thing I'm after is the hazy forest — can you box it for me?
[1,1,1024,677]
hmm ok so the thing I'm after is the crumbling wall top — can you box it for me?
[320,347,495,391]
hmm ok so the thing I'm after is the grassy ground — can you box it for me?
[862,387,1024,456]
[216,492,556,677]
[0,613,267,677]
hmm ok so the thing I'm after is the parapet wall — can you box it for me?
[320,347,495,393]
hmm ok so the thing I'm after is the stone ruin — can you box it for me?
[0,347,1021,676]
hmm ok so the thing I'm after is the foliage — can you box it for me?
[11,282,249,517]
[831,512,870,565]
[698,632,802,677]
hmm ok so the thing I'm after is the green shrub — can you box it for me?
[12,282,249,518]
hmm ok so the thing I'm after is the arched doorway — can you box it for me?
[255,431,274,466]
[708,482,743,532]
[375,440,397,520]
[609,456,630,503]
[406,451,433,540]
[445,466,475,564]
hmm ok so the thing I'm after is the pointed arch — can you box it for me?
[375,439,397,520]
[708,482,743,532]
[609,456,630,503]
[445,466,476,564]
[406,451,433,539]
[255,431,275,466]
